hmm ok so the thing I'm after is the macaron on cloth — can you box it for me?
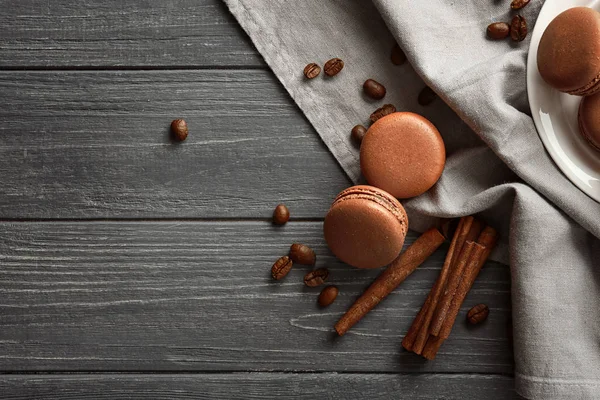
[360,112,446,199]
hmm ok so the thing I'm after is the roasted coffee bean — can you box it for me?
[303,63,321,79]
[363,79,386,100]
[304,268,329,287]
[289,243,316,265]
[273,204,290,225]
[487,22,511,40]
[467,304,490,325]
[418,87,437,106]
[391,43,407,65]
[370,104,396,123]
[351,125,367,145]
[511,0,530,10]
[170,119,188,142]
[318,285,339,307]
[271,256,293,280]
[324,58,344,77]
[510,15,528,42]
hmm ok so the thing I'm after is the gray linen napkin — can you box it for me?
[223,1,600,398]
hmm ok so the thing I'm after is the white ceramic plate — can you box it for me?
[528,0,600,202]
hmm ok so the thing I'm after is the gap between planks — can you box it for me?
[0,371,515,376]
[0,218,324,223]
[0,66,269,72]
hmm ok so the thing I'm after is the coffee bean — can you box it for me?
[318,285,339,307]
[511,0,530,10]
[351,125,367,145]
[303,63,321,79]
[170,119,188,142]
[487,22,510,40]
[324,58,344,77]
[467,304,489,325]
[391,43,407,65]
[418,87,437,106]
[510,15,528,42]
[271,256,293,280]
[363,79,386,100]
[289,243,316,265]
[272,204,290,225]
[370,104,396,123]
[304,268,329,287]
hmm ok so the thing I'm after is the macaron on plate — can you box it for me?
[528,0,600,202]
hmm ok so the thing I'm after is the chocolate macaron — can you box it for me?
[537,7,600,96]
[578,92,600,152]
[360,112,446,199]
[324,185,408,269]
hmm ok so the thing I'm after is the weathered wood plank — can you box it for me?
[0,70,349,218]
[0,0,263,68]
[0,373,522,399]
[0,221,512,373]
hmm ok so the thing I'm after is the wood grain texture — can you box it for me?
[0,221,513,373]
[0,70,349,218]
[0,373,522,399]
[0,0,263,68]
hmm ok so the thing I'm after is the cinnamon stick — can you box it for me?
[475,226,498,262]
[335,228,445,336]
[429,241,477,336]
[465,218,484,244]
[421,227,498,359]
[421,333,445,360]
[438,228,498,339]
[402,218,465,352]
[449,216,474,267]
[409,218,466,354]
[401,299,428,352]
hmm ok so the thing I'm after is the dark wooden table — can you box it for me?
[0,1,519,398]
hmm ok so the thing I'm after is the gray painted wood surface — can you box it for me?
[0,70,349,218]
[0,222,512,373]
[0,0,519,397]
[0,0,264,68]
[0,373,520,399]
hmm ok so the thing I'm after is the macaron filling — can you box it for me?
[568,72,600,96]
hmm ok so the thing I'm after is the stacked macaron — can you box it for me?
[537,7,600,150]
[324,112,447,269]
[324,185,408,269]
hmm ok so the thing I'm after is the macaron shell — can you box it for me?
[324,196,406,269]
[332,185,408,234]
[537,7,600,94]
[578,94,600,152]
[360,112,446,199]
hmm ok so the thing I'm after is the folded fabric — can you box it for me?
[223,1,600,398]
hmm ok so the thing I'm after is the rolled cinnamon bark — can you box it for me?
[421,227,498,359]
[438,228,498,339]
[335,228,445,336]
[408,218,466,353]
[449,216,474,267]
[429,241,478,336]
[422,334,445,360]
[402,220,464,351]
